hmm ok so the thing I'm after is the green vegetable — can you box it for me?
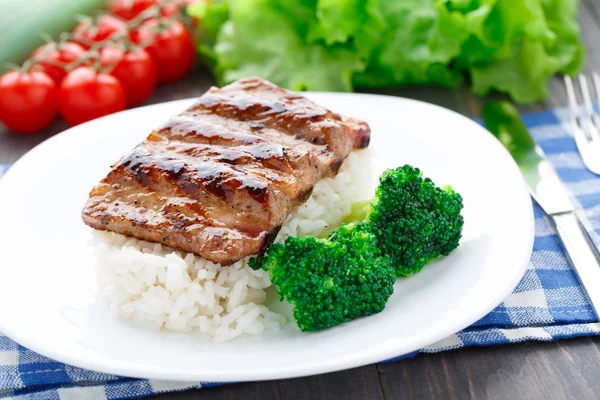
[191,0,364,91]
[253,165,464,331]
[354,0,468,89]
[483,100,536,164]
[367,165,464,276]
[189,0,584,103]
[0,0,107,71]
[340,165,465,276]
[252,223,395,332]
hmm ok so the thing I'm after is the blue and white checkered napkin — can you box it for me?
[2,107,600,399]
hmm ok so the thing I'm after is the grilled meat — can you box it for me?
[82,77,371,265]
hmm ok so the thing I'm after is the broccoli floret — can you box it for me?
[255,223,395,332]
[366,165,464,276]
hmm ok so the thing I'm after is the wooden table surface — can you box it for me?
[2,1,600,399]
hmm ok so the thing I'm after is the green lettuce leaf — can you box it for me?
[470,38,562,103]
[307,0,385,58]
[193,0,364,91]
[542,0,585,74]
[354,0,469,88]
[189,0,584,103]
[461,0,583,102]
[188,0,229,67]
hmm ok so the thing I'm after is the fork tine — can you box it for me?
[593,73,600,104]
[592,73,600,127]
[564,74,600,175]
[564,75,586,139]
[578,75,600,142]
[578,75,596,123]
[565,75,580,123]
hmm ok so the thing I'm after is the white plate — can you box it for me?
[0,93,533,382]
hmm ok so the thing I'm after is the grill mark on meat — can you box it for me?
[82,77,371,265]
[168,141,291,173]
[110,142,282,242]
[159,113,261,145]
[192,81,344,152]
[120,144,272,205]
[195,93,338,144]
[297,187,314,203]
[121,146,185,177]
[259,225,283,257]
[110,165,211,224]
[329,159,344,175]
[201,168,269,205]
[357,135,370,148]
[142,129,303,203]
[343,117,371,149]
[160,112,329,165]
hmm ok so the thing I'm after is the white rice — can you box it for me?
[91,149,373,342]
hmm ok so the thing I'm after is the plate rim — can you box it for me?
[0,92,534,382]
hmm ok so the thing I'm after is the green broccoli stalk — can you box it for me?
[365,165,464,276]
[252,223,395,332]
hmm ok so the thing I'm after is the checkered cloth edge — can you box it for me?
[1,106,600,399]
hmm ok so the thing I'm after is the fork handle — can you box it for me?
[553,212,600,320]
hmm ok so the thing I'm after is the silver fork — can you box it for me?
[565,74,600,174]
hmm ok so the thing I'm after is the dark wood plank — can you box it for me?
[378,338,600,400]
[578,0,600,77]
[582,0,600,28]
[149,337,600,400]
[152,365,384,400]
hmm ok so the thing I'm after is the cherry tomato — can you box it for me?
[73,15,127,48]
[160,3,179,17]
[31,42,87,85]
[108,0,158,20]
[109,0,193,20]
[0,71,58,133]
[59,66,126,126]
[100,46,157,106]
[131,19,194,84]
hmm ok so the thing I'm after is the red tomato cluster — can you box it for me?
[131,19,195,84]
[73,15,128,47]
[0,0,200,134]
[109,0,189,19]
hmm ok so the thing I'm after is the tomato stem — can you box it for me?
[127,5,160,28]
[68,51,96,71]
[40,32,55,44]
[20,59,35,72]
[3,62,23,72]
[30,57,71,69]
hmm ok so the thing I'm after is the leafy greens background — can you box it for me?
[189,0,584,103]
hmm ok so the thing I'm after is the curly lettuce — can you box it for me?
[188,0,584,103]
